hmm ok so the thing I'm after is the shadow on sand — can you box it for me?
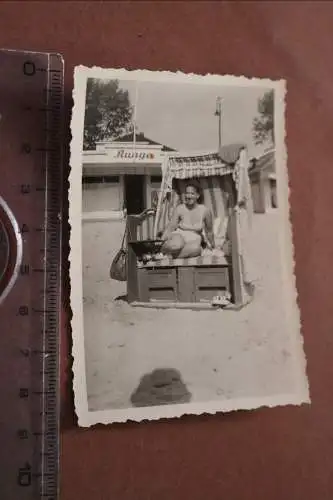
[130,368,192,408]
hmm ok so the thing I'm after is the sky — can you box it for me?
[108,78,272,158]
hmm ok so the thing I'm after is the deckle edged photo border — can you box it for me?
[69,66,310,427]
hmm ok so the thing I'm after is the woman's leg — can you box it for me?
[177,240,202,258]
[162,233,185,257]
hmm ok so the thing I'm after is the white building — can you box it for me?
[82,135,277,221]
[82,133,175,222]
[249,149,277,213]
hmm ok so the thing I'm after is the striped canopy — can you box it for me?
[154,144,246,238]
[166,143,246,180]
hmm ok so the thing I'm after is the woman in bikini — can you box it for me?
[161,180,215,259]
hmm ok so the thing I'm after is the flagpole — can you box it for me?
[133,83,139,154]
[215,97,222,149]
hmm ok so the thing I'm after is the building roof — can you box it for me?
[113,132,176,152]
[249,149,275,174]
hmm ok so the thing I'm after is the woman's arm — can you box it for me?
[203,208,215,248]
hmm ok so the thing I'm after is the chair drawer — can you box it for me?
[145,268,177,288]
[138,268,177,302]
[194,267,229,288]
[149,288,177,302]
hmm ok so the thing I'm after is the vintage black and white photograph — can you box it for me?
[69,67,309,426]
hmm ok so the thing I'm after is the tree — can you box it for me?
[252,89,274,146]
[83,78,133,150]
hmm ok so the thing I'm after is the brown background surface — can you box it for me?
[1,1,333,499]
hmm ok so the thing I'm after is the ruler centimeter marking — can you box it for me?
[0,50,64,500]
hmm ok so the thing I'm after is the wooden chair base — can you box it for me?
[133,265,234,306]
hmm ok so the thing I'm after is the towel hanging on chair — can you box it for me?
[233,148,257,287]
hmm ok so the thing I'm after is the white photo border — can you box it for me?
[69,66,310,427]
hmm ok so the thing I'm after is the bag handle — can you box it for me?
[120,218,128,251]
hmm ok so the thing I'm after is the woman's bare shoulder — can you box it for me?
[176,203,186,213]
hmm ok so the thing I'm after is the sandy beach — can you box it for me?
[82,211,297,411]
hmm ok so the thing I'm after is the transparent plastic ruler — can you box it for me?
[0,49,64,500]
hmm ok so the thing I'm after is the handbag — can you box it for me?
[110,223,128,282]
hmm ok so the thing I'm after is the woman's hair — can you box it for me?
[184,179,204,204]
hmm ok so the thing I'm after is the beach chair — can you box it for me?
[126,143,254,310]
